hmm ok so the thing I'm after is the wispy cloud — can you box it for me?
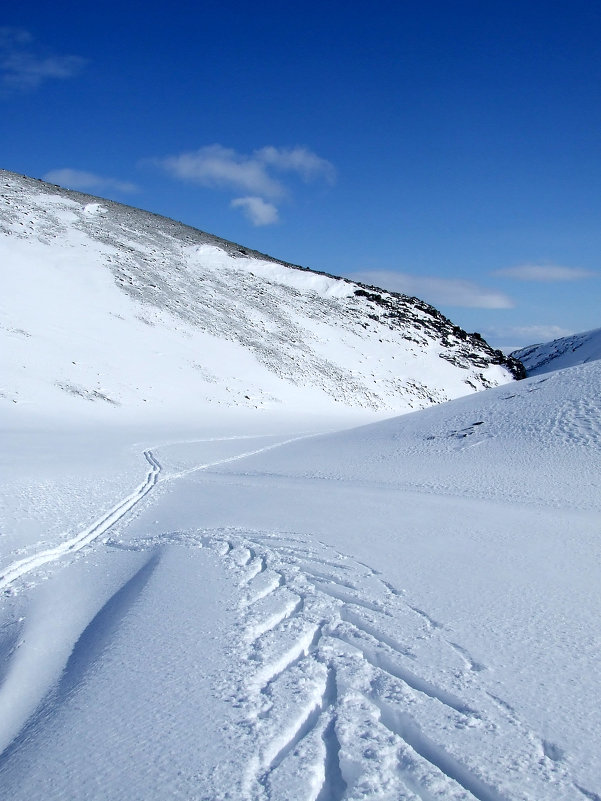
[490,324,574,343]
[255,146,336,184]
[484,324,575,353]
[154,145,284,198]
[231,196,279,226]
[494,264,596,281]
[150,144,335,222]
[350,270,514,309]
[0,27,86,92]
[43,168,138,194]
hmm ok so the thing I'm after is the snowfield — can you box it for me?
[1,360,600,800]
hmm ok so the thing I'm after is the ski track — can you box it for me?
[0,450,161,592]
[0,432,318,594]
[148,525,584,801]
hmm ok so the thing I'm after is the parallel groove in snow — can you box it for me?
[0,433,317,594]
[0,450,161,591]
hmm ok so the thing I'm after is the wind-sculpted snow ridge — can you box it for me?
[100,525,587,801]
[511,327,601,376]
[1,169,522,420]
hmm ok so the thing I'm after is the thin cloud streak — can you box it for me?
[0,27,85,92]
[486,324,576,353]
[488,324,574,343]
[351,270,514,309]
[43,169,138,194]
[255,146,336,183]
[494,264,596,282]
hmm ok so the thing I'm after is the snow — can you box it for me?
[1,360,600,799]
[511,327,601,375]
[189,244,355,298]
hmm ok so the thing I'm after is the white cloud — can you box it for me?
[255,146,336,183]
[43,169,138,194]
[0,27,85,92]
[155,145,284,198]
[231,196,279,226]
[350,270,514,309]
[151,144,335,224]
[494,264,596,281]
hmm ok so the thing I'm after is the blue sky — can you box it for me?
[2,1,599,350]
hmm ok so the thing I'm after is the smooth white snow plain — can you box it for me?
[1,357,600,800]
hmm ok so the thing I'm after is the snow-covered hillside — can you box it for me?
[511,327,601,375]
[1,360,599,799]
[1,169,522,422]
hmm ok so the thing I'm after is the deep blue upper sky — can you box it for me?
[2,1,599,349]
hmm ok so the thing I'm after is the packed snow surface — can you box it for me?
[1,360,600,800]
[0,169,520,423]
[511,327,601,375]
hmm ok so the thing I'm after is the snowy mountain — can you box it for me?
[511,326,601,375]
[1,169,523,422]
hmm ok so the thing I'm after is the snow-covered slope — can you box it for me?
[1,169,522,422]
[511,327,601,375]
[0,361,599,799]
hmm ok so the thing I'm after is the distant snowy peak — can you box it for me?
[511,328,601,375]
[2,169,522,421]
